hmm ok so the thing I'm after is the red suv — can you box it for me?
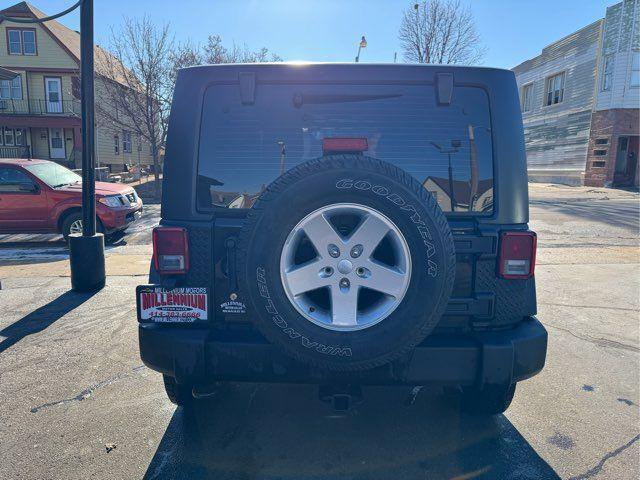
[0,158,143,241]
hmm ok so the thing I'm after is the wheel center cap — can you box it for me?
[337,259,353,274]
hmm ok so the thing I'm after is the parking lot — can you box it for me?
[0,184,638,480]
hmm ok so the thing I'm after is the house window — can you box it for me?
[22,30,36,55]
[123,130,132,153]
[7,30,21,54]
[6,29,37,56]
[114,135,120,155]
[601,55,614,91]
[631,51,640,88]
[595,138,609,145]
[0,81,9,100]
[521,83,533,112]
[593,149,607,156]
[545,72,565,105]
[4,128,15,146]
[0,76,22,100]
[592,161,606,168]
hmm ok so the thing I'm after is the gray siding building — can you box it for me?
[513,0,639,187]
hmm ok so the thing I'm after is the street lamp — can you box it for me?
[355,36,367,63]
[430,140,461,212]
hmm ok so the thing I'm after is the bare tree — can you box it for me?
[171,35,281,76]
[97,17,174,200]
[98,20,281,201]
[399,0,484,65]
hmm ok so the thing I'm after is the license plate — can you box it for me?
[136,285,208,323]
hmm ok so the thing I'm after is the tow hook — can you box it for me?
[318,384,363,413]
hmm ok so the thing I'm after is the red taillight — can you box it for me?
[153,227,189,275]
[322,137,368,154]
[498,231,537,279]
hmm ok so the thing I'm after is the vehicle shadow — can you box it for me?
[0,289,96,354]
[144,383,560,480]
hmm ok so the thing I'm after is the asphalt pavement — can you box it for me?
[0,184,638,480]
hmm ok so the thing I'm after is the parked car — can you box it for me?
[0,158,142,242]
[137,64,547,415]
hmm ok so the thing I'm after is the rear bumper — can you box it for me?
[139,317,547,386]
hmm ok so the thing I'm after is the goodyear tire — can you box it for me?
[238,155,455,371]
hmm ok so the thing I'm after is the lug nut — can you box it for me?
[339,277,350,289]
[328,244,341,258]
[355,266,371,278]
[350,244,363,258]
[321,266,334,277]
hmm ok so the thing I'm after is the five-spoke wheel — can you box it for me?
[280,203,411,331]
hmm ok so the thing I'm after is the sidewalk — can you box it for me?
[0,244,151,280]
[529,182,639,202]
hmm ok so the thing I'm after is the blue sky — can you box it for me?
[14,0,613,69]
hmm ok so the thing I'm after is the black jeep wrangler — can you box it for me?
[137,63,547,415]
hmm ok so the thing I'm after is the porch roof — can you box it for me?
[0,67,18,80]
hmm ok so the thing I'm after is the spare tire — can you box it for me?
[238,155,455,371]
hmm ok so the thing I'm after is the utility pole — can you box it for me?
[69,0,106,291]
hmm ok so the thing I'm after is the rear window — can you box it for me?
[197,83,493,214]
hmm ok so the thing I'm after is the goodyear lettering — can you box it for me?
[335,178,439,278]
[256,268,353,357]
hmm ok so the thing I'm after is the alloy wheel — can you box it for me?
[280,203,412,331]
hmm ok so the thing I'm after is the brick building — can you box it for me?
[513,0,639,188]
